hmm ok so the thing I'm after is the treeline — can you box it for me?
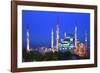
[22,49,89,62]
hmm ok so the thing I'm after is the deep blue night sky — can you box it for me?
[22,10,90,49]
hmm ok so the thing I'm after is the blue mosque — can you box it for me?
[59,33,75,51]
[26,20,88,58]
[50,24,81,52]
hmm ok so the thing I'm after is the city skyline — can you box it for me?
[22,10,90,49]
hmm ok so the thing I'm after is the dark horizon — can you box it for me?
[22,10,90,49]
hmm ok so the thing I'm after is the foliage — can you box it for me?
[22,49,89,62]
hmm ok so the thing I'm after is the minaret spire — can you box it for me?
[64,32,67,38]
[75,26,77,48]
[51,28,54,48]
[85,31,87,47]
[26,26,30,52]
[56,17,59,51]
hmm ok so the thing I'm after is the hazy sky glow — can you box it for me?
[22,10,90,49]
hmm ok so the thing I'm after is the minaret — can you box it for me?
[26,27,30,52]
[64,32,67,38]
[85,32,87,47]
[51,28,54,48]
[56,24,59,51]
[75,26,77,48]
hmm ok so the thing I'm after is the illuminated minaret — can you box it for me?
[56,24,59,51]
[64,32,67,38]
[26,27,30,52]
[51,28,54,48]
[85,32,87,47]
[75,26,77,48]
